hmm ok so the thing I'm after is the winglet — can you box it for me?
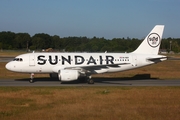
[132,25,164,55]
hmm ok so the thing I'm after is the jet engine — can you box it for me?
[58,70,80,82]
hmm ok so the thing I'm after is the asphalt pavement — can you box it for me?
[0,78,180,86]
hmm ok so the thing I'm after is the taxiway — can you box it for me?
[0,78,180,86]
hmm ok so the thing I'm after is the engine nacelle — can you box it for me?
[58,70,80,82]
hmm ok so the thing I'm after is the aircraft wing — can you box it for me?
[64,63,130,71]
[52,63,130,73]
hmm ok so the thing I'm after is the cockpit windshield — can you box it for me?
[13,58,23,62]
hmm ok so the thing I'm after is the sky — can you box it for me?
[0,0,180,39]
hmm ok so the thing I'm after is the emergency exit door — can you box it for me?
[29,55,35,66]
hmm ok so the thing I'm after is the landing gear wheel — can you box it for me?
[29,79,34,83]
[30,73,34,83]
[88,79,94,84]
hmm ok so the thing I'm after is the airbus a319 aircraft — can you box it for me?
[6,25,167,84]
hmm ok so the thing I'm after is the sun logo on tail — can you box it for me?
[147,33,160,48]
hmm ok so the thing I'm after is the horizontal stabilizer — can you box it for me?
[147,57,167,63]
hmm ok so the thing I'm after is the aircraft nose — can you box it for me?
[5,62,12,71]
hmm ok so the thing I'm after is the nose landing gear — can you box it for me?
[29,73,34,83]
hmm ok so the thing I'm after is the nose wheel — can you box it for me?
[29,73,34,83]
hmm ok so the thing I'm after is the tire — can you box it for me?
[88,79,94,84]
[29,79,34,83]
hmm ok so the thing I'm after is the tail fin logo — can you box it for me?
[147,33,160,48]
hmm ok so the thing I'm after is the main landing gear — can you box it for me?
[87,79,94,84]
[87,76,94,84]
[29,73,34,83]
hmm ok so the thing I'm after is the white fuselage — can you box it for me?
[5,52,166,74]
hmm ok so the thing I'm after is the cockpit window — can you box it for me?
[13,58,23,62]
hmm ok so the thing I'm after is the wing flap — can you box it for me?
[65,63,130,70]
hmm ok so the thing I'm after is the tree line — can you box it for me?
[0,31,180,53]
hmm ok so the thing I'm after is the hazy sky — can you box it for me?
[0,0,180,39]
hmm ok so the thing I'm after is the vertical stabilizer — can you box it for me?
[132,25,164,54]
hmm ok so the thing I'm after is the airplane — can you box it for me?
[5,25,167,84]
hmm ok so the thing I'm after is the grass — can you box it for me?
[0,51,26,57]
[0,87,180,120]
[1,52,180,119]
